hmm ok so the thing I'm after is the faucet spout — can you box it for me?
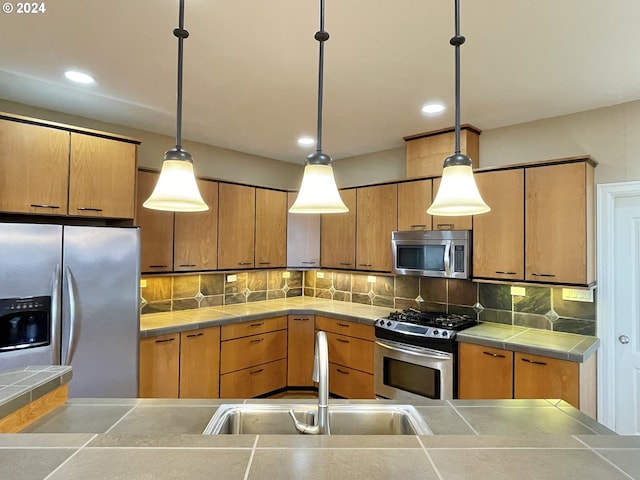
[290,330,330,435]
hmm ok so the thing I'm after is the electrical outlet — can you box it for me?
[140,279,147,288]
[282,271,291,279]
[226,274,237,282]
[367,276,377,283]
[562,288,594,303]
[510,286,526,296]
[316,272,324,279]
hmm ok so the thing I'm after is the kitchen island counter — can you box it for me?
[3,397,639,480]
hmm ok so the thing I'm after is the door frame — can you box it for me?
[596,180,640,430]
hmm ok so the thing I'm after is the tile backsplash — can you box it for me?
[141,270,596,336]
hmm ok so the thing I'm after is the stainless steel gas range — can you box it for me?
[374,308,477,401]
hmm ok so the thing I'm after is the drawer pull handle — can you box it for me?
[30,204,60,209]
[250,368,264,375]
[530,273,556,278]
[250,322,264,327]
[521,358,547,366]
[336,323,350,328]
[250,338,264,344]
[339,262,352,266]
[178,264,197,267]
[483,351,506,358]
[155,338,175,343]
[238,262,252,266]
[358,263,372,267]
[336,338,350,344]
[436,223,455,229]
[76,207,103,212]
[301,261,317,264]
[186,333,204,338]
[258,262,271,265]
[336,369,350,375]
[148,265,169,268]
[495,271,517,275]
[293,318,309,322]
[410,224,426,229]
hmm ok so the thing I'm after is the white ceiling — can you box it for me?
[2,0,639,164]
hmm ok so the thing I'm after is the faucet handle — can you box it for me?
[289,409,320,434]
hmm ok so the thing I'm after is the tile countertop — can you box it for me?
[3,397,640,480]
[141,298,600,362]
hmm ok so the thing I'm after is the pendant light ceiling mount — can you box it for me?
[289,0,348,214]
[427,0,489,217]
[143,0,208,213]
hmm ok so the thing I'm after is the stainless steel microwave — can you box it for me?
[391,230,471,279]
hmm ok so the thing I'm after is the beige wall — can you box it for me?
[332,146,406,188]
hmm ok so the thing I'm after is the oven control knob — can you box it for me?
[432,329,439,336]
[442,331,448,337]
[386,321,392,327]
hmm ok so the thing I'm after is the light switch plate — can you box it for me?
[140,279,147,288]
[227,274,237,282]
[510,286,526,296]
[282,271,291,278]
[316,272,324,279]
[367,276,377,283]
[562,288,594,302]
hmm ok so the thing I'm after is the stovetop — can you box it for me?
[374,308,477,343]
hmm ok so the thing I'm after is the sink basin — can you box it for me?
[203,403,432,435]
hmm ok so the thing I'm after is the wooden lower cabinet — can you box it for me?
[179,327,220,398]
[329,363,374,399]
[220,359,287,398]
[139,333,180,398]
[220,330,287,374]
[458,342,597,417]
[287,315,316,387]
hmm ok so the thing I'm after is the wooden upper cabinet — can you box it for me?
[356,184,397,272]
[255,188,287,268]
[397,179,432,231]
[405,125,480,178]
[136,170,174,273]
[287,192,320,269]
[525,160,595,285]
[321,188,357,269]
[0,118,70,215]
[430,176,473,231]
[218,183,255,269]
[473,169,525,280]
[174,179,219,271]
[68,133,137,219]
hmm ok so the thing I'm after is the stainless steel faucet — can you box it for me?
[289,330,330,434]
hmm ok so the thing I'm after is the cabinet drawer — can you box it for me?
[221,316,287,340]
[324,331,374,374]
[220,329,287,374]
[329,363,374,399]
[220,359,287,398]
[315,316,374,341]
[514,351,579,407]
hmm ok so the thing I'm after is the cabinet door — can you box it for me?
[329,363,374,399]
[397,180,432,231]
[68,133,137,218]
[179,327,220,398]
[430,176,473,230]
[457,342,513,399]
[473,169,525,280]
[514,352,579,408]
[174,179,219,271]
[356,184,397,271]
[255,188,287,268]
[135,171,174,273]
[218,183,255,269]
[525,162,593,284]
[321,189,357,269]
[287,192,320,268]
[287,315,316,387]
[139,333,180,398]
[0,119,69,215]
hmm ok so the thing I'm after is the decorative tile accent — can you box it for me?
[473,302,484,313]
[194,292,204,302]
[282,284,290,293]
[242,288,251,297]
[415,295,424,303]
[367,290,376,300]
[329,286,336,295]
[545,309,560,322]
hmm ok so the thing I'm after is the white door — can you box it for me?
[597,181,640,434]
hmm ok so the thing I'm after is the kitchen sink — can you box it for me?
[202,403,432,435]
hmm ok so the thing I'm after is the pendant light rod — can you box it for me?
[450,0,465,155]
[174,0,189,151]
[315,0,329,155]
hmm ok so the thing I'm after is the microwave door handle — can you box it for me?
[443,242,452,276]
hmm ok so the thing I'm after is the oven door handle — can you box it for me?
[375,339,452,360]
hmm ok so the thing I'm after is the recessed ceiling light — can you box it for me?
[421,103,445,114]
[64,70,95,84]
[297,136,315,146]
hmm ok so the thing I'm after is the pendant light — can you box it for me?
[143,0,208,212]
[289,0,348,214]
[427,0,489,216]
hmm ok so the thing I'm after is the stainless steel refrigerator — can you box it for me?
[0,223,140,397]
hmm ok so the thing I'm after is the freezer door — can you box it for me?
[62,226,140,397]
[0,223,62,369]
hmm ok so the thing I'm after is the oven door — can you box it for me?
[374,338,454,401]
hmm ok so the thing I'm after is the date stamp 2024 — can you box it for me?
[3,2,46,14]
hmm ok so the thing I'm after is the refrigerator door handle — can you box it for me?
[63,266,79,366]
[51,264,62,365]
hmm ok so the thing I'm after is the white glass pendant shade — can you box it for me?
[289,164,349,213]
[427,165,490,216]
[143,160,209,212]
